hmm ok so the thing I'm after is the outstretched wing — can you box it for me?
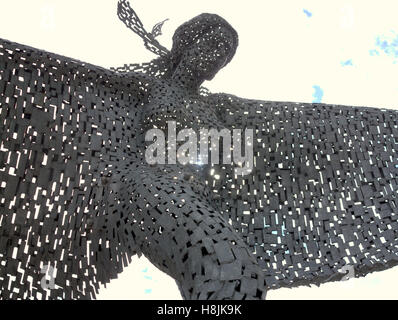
[0,38,149,299]
[205,92,398,289]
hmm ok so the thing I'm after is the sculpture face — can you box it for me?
[171,14,238,83]
[181,30,235,81]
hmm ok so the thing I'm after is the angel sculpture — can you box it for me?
[0,0,397,300]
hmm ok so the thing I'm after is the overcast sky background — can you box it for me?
[1,0,398,299]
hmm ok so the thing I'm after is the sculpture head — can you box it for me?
[170,13,239,82]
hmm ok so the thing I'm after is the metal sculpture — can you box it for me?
[0,1,397,300]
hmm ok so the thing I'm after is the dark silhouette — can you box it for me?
[0,1,397,299]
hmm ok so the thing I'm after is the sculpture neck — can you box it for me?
[170,60,204,94]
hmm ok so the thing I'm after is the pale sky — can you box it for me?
[1,0,398,300]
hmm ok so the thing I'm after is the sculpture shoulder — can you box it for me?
[204,92,274,114]
[203,92,275,128]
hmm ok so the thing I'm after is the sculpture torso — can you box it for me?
[142,79,224,133]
